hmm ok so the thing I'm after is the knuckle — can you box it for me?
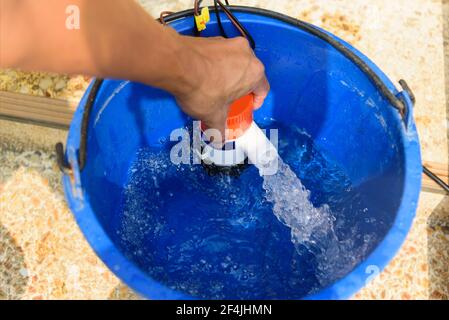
[232,36,250,47]
[254,60,265,75]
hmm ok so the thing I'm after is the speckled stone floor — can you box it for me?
[0,0,448,300]
[0,152,140,300]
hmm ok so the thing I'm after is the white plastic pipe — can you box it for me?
[236,122,279,176]
[200,122,279,176]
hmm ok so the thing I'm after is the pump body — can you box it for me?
[197,94,279,176]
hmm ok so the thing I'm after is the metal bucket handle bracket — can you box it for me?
[55,6,414,175]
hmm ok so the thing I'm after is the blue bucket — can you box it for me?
[59,7,421,299]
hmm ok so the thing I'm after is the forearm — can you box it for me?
[0,0,193,94]
[1,0,269,133]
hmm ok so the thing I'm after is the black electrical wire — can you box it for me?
[159,11,174,25]
[193,0,255,49]
[213,0,256,49]
[423,166,449,193]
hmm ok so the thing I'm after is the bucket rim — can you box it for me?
[63,6,422,300]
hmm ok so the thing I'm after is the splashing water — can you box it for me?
[261,158,348,286]
[115,121,383,299]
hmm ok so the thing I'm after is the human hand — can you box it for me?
[170,35,270,139]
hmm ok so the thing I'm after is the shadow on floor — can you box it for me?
[0,224,28,299]
[427,0,449,300]
[428,197,449,299]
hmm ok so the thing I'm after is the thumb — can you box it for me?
[202,107,228,144]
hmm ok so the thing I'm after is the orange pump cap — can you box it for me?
[227,94,254,132]
[201,94,254,141]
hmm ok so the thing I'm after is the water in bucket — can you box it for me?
[116,119,379,299]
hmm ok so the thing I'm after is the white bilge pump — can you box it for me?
[199,122,279,176]
[197,94,279,176]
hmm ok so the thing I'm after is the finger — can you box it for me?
[252,76,270,110]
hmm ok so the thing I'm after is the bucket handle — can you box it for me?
[56,78,104,174]
[397,79,415,130]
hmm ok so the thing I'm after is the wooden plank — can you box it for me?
[0,91,78,128]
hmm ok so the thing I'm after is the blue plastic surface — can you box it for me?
[63,9,422,299]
